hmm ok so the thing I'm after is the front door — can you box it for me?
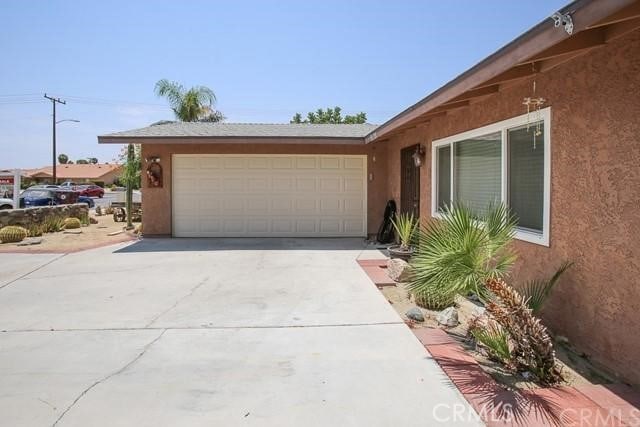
[400,145,420,217]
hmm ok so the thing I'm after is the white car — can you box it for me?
[0,198,13,210]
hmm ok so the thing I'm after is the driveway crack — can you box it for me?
[0,253,68,291]
[51,329,167,427]
[145,276,210,328]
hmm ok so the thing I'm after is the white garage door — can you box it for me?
[172,154,367,237]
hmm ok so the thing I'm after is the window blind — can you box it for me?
[454,132,501,217]
[436,145,451,212]
[508,123,544,232]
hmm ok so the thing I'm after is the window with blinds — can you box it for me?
[454,132,501,217]
[436,145,451,212]
[508,123,544,232]
[431,108,550,246]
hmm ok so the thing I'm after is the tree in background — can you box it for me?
[290,107,367,124]
[58,154,69,164]
[117,145,141,190]
[76,159,89,164]
[88,157,98,164]
[122,144,139,229]
[154,79,225,122]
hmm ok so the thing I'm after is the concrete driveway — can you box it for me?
[0,239,482,426]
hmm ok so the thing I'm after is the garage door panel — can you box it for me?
[199,157,222,169]
[344,177,364,192]
[320,157,341,169]
[295,178,316,191]
[173,155,366,237]
[272,157,294,169]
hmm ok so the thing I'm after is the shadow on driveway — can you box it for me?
[114,237,377,253]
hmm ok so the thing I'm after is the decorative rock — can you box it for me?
[436,307,459,327]
[406,307,424,322]
[386,258,412,282]
[16,237,43,246]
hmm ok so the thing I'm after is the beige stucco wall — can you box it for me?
[140,140,388,237]
[383,30,640,384]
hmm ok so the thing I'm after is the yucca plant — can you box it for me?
[390,212,418,251]
[471,322,513,367]
[520,261,573,314]
[407,203,517,308]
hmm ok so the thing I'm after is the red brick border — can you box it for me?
[413,328,638,427]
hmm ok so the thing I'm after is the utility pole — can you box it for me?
[44,94,66,183]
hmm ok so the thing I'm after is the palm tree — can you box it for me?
[154,79,224,122]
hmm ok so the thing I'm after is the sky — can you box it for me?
[0,0,567,169]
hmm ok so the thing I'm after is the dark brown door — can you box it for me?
[400,145,420,217]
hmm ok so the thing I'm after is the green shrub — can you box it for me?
[0,226,28,243]
[63,217,82,229]
[43,217,66,233]
[26,224,44,237]
[408,203,516,308]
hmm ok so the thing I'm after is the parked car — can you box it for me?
[0,197,13,210]
[19,189,79,208]
[78,184,104,198]
[77,195,94,208]
[59,181,78,188]
[28,184,60,189]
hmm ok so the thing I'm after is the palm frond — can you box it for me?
[408,203,516,307]
[154,79,184,110]
[520,261,573,313]
[471,323,512,364]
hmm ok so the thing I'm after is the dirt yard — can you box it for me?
[0,214,137,254]
[379,282,617,391]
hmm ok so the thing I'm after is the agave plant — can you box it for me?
[390,212,418,251]
[520,261,573,314]
[407,203,517,308]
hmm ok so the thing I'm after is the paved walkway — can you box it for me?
[0,239,483,426]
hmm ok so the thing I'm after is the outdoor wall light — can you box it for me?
[412,145,426,167]
[145,156,161,163]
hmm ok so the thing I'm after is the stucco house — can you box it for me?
[26,163,123,186]
[99,0,640,384]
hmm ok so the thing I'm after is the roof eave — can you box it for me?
[366,0,638,143]
[97,135,368,144]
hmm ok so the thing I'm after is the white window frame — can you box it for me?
[431,107,551,246]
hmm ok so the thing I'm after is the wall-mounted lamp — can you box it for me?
[145,156,161,163]
[412,145,426,167]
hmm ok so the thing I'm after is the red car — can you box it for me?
[78,184,105,198]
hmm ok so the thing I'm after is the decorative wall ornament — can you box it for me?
[551,11,573,35]
[145,157,163,188]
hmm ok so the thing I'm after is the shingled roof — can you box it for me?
[99,122,378,142]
